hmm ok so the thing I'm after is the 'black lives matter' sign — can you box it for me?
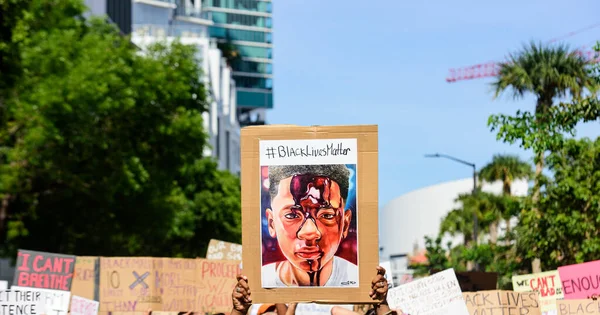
[12,250,76,291]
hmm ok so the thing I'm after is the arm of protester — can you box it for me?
[370,266,397,315]
[330,306,362,315]
[284,303,297,315]
[275,303,289,315]
[232,275,252,315]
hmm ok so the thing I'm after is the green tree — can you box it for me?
[0,0,241,258]
[517,137,600,269]
[479,154,533,244]
[488,42,597,271]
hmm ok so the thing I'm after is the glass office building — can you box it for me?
[201,0,273,123]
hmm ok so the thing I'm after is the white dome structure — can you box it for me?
[379,177,529,273]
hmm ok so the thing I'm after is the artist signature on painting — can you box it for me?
[340,281,356,286]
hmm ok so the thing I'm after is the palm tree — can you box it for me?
[479,155,533,243]
[493,42,596,272]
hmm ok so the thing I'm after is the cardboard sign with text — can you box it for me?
[463,290,541,315]
[241,125,379,303]
[431,269,497,292]
[0,289,47,315]
[70,295,99,315]
[71,257,99,301]
[387,268,469,315]
[558,260,600,300]
[99,257,239,314]
[13,250,76,291]
[206,239,242,261]
[12,286,71,315]
[513,270,563,312]
[556,299,600,315]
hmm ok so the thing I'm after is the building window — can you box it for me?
[265,18,272,28]
[266,33,272,43]
[234,76,272,89]
[210,27,270,43]
[226,131,231,169]
[232,60,272,74]
[236,45,271,59]
[216,117,221,158]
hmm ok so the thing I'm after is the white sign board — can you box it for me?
[387,268,469,315]
[379,261,395,288]
[0,289,46,315]
[11,286,70,315]
[0,282,7,290]
[296,303,353,315]
[249,303,353,315]
[70,295,99,315]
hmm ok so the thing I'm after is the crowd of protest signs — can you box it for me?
[2,244,600,315]
[2,125,600,315]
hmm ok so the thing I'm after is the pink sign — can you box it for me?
[558,260,600,300]
[70,295,99,315]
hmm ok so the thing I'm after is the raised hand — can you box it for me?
[369,266,388,301]
[232,275,252,314]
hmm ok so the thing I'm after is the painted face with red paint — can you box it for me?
[266,174,352,275]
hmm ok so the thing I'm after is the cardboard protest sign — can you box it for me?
[512,270,563,312]
[0,289,46,315]
[558,260,600,300]
[12,286,71,315]
[99,257,239,314]
[206,239,242,261]
[463,290,541,315]
[71,257,99,301]
[13,250,76,291]
[556,299,600,315]
[387,268,469,315]
[70,295,99,315]
[431,269,497,292]
[241,125,379,303]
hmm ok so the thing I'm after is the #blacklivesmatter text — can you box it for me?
[265,142,351,159]
[464,291,540,315]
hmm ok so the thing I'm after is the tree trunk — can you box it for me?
[505,218,511,245]
[489,221,498,244]
[531,97,550,274]
[0,194,9,238]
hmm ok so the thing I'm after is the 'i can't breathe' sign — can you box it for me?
[13,250,76,291]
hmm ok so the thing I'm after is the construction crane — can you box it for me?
[446,23,600,83]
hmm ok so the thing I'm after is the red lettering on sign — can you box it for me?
[18,252,31,271]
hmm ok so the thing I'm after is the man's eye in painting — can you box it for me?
[320,213,336,220]
[284,212,300,219]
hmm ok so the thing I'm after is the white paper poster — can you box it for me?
[70,295,99,315]
[249,303,353,315]
[387,268,469,315]
[0,289,47,315]
[11,286,70,315]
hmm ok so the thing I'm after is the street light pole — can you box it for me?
[425,153,479,271]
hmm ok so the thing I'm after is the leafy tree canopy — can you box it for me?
[0,0,241,258]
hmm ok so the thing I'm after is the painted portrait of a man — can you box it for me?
[260,164,358,288]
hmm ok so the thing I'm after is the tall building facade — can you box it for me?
[200,0,273,126]
[85,0,242,174]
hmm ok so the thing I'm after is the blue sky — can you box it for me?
[267,0,600,206]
